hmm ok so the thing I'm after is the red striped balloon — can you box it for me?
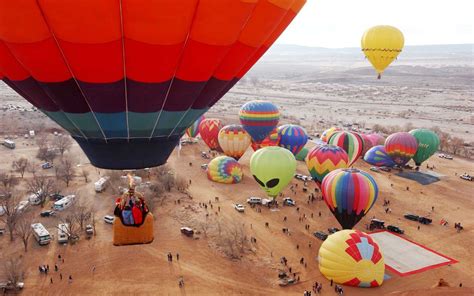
[199,118,223,151]
[384,132,418,166]
[328,131,364,166]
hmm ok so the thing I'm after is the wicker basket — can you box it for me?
[113,213,154,246]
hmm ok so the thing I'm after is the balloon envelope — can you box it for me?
[360,134,374,157]
[239,101,280,143]
[199,118,223,151]
[295,147,309,161]
[321,168,378,229]
[218,124,251,160]
[306,145,349,187]
[319,230,385,287]
[278,124,308,155]
[250,146,296,198]
[0,1,305,169]
[384,132,418,166]
[250,127,280,151]
[328,132,364,166]
[207,156,243,184]
[363,146,396,167]
[321,127,341,143]
[361,25,404,78]
[186,115,205,138]
[366,134,385,146]
[409,129,440,166]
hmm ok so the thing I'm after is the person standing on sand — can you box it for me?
[176,253,180,261]
[60,273,62,280]
[50,277,53,284]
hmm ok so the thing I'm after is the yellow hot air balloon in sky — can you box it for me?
[361,25,404,79]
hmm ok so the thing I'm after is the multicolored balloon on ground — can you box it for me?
[319,230,385,287]
[321,127,342,143]
[278,124,308,155]
[409,129,440,166]
[363,146,396,167]
[0,1,305,169]
[250,146,296,198]
[328,132,364,166]
[384,132,418,166]
[185,115,205,138]
[207,156,243,184]
[361,25,404,79]
[250,127,280,151]
[239,101,280,143]
[365,134,385,146]
[306,145,349,187]
[321,168,378,229]
[218,125,251,160]
[199,119,223,151]
[295,147,309,161]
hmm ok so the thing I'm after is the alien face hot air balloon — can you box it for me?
[363,145,396,167]
[250,146,296,198]
[328,132,364,166]
[384,132,418,166]
[319,230,385,287]
[185,115,205,138]
[306,145,349,187]
[218,124,251,160]
[250,127,280,151]
[199,118,223,151]
[321,127,341,143]
[207,156,243,184]
[361,25,404,79]
[278,124,308,155]
[0,0,305,169]
[321,168,378,229]
[409,129,440,166]
[239,101,280,143]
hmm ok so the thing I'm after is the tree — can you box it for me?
[450,137,465,155]
[12,158,29,178]
[57,156,75,187]
[58,212,81,243]
[3,257,25,290]
[35,134,50,150]
[0,192,21,241]
[81,169,90,183]
[73,201,92,231]
[26,174,55,207]
[0,172,18,191]
[15,214,33,252]
[53,135,72,157]
[27,161,38,176]
[36,147,57,164]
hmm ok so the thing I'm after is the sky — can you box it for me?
[277,0,474,48]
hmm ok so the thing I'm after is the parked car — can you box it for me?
[294,173,304,180]
[282,197,296,206]
[327,227,340,234]
[404,213,420,221]
[41,162,53,169]
[370,218,385,230]
[313,231,328,241]
[180,227,194,237]
[247,197,262,205]
[40,210,56,217]
[444,155,453,160]
[380,166,391,172]
[104,215,115,224]
[0,281,24,291]
[387,225,404,234]
[49,193,64,201]
[234,204,245,212]
[370,167,380,172]
[200,164,208,170]
[418,216,432,225]
[200,151,210,159]
[0,228,5,235]
[262,198,276,206]
[460,174,472,181]
[16,200,30,213]
[85,225,94,236]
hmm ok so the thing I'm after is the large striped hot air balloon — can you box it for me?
[321,127,342,143]
[363,145,396,167]
[239,101,280,143]
[207,156,243,184]
[0,0,305,169]
[185,115,205,138]
[250,127,280,151]
[321,168,378,229]
[278,124,308,155]
[306,145,349,187]
[328,132,364,166]
[319,230,385,287]
[199,118,222,151]
[218,124,251,160]
[384,132,418,166]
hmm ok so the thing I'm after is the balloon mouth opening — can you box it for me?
[344,168,361,173]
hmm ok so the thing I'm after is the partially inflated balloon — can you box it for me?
[328,132,364,166]
[239,101,280,143]
[207,156,243,184]
[321,168,378,229]
[363,146,396,167]
[218,125,251,160]
[306,145,349,187]
[251,127,280,151]
[199,119,223,151]
[0,0,305,169]
[321,127,342,143]
[384,132,418,166]
[319,230,385,287]
[409,129,440,166]
[366,134,385,146]
[295,147,309,161]
[278,124,308,155]
[360,134,374,157]
[186,115,205,138]
[361,25,404,79]
[250,147,296,198]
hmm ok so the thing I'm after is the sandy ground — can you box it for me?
[0,138,473,295]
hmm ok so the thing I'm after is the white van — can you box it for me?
[2,139,15,149]
[57,223,69,244]
[28,190,43,205]
[53,195,75,211]
[31,223,51,245]
[94,177,109,192]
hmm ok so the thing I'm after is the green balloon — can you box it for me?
[295,147,309,161]
[409,129,440,166]
[250,146,296,198]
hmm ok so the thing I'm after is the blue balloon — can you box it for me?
[278,124,308,155]
[363,145,396,167]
